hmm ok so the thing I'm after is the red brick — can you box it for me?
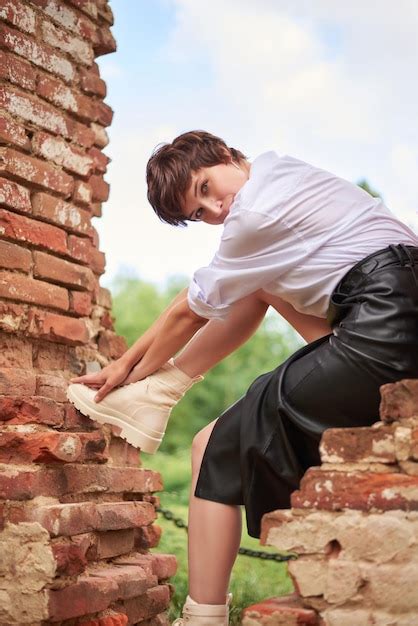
[0,300,26,334]
[380,379,418,422]
[0,427,108,463]
[63,464,163,495]
[66,0,98,20]
[93,101,114,127]
[291,468,418,511]
[69,289,93,315]
[108,437,140,467]
[121,585,171,625]
[91,122,109,149]
[0,463,158,501]
[0,49,36,91]
[19,500,155,536]
[32,192,92,236]
[100,310,114,330]
[29,0,97,41]
[73,179,93,205]
[114,553,177,582]
[36,372,71,401]
[0,465,59,499]
[0,395,64,426]
[98,331,127,359]
[91,248,106,275]
[94,26,117,57]
[91,528,135,560]
[79,614,128,626]
[97,286,112,308]
[0,23,75,82]
[32,340,73,371]
[320,426,396,464]
[32,131,94,176]
[64,402,101,429]
[97,2,114,26]
[52,534,91,576]
[91,223,100,247]
[33,250,95,291]
[0,208,68,254]
[0,333,32,368]
[89,174,110,202]
[36,72,96,121]
[70,118,96,148]
[41,18,94,66]
[68,233,94,264]
[242,594,319,625]
[0,269,69,310]
[0,239,31,272]
[0,0,36,34]
[47,573,119,621]
[89,146,110,173]
[91,564,157,600]
[134,524,162,550]
[0,367,36,395]
[0,176,31,212]
[91,202,102,217]
[0,112,31,150]
[0,148,73,197]
[0,82,69,135]
[79,66,106,98]
[27,308,89,345]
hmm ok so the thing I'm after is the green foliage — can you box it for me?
[357,178,382,199]
[110,272,302,453]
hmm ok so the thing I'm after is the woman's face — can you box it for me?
[182,159,250,225]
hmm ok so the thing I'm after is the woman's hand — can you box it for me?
[69,359,132,403]
[120,361,147,386]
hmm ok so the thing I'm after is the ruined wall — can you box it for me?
[0,1,176,624]
[243,379,418,626]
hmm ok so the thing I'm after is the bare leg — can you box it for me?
[187,419,242,605]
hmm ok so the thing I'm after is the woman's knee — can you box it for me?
[191,418,218,475]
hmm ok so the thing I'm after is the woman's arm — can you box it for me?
[121,296,208,382]
[259,290,332,343]
[119,286,191,371]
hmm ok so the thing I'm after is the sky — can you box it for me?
[97,0,418,291]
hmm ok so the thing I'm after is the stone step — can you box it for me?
[291,468,418,511]
[47,561,170,622]
[241,593,319,625]
[320,423,418,465]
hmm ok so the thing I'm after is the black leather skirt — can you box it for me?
[194,243,418,538]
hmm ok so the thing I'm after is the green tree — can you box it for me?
[110,273,302,452]
[357,178,382,199]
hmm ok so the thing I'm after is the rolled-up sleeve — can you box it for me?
[187,209,296,320]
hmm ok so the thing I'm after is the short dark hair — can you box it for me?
[146,130,247,227]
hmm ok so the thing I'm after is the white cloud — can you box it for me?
[98,1,418,290]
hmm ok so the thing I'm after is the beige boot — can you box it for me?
[66,358,203,453]
[173,593,233,626]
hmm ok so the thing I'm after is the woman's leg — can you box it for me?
[187,418,242,605]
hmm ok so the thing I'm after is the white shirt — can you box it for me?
[188,151,418,320]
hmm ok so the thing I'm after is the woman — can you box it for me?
[68,130,418,626]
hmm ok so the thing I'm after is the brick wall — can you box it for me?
[243,380,418,626]
[0,2,176,624]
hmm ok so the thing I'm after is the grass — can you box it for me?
[143,449,294,624]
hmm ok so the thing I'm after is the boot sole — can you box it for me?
[66,385,162,454]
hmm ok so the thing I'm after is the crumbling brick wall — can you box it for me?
[0,1,176,624]
[243,379,418,626]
